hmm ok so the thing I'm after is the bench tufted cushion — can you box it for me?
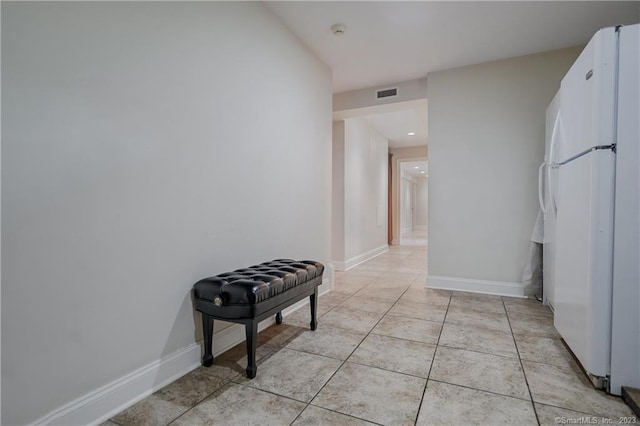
[193,259,324,306]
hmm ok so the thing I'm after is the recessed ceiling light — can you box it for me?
[408,132,416,136]
[413,166,419,169]
[420,171,425,174]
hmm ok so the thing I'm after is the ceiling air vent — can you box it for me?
[376,87,398,100]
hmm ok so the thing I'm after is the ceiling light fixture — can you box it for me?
[420,171,425,174]
[331,23,347,36]
[408,132,415,136]
[414,166,419,169]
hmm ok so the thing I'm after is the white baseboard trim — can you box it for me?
[427,275,526,298]
[38,343,201,426]
[413,225,428,231]
[332,244,388,271]
[37,278,332,426]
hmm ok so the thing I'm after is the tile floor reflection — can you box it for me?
[107,245,635,425]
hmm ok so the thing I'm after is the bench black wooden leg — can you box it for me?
[202,314,214,367]
[245,320,258,379]
[275,311,283,324]
[310,288,318,331]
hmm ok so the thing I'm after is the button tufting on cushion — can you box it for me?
[193,259,324,306]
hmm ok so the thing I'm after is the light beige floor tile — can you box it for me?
[349,264,388,274]
[112,370,227,426]
[372,315,442,344]
[312,362,426,425]
[336,268,382,278]
[523,361,634,418]
[333,280,370,295]
[197,342,277,380]
[348,333,435,378]
[285,326,366,360]
[354,285,406,301]
[320,306,384,333]
[172,383,305,425]
[449,294,506,314]
[367,278,413,290]
[387,299,447,322]
[378,271,419,281]
[535,402,632,426]
[515,334,577,369]
[510,315,560,338]
[339,295,395,314]
[445,305,512,333]
[430,346,530,400]
[400,287,451,306]
[334,274,377,286]
[439,322,518,358]
[292,405,376,426]
[414,273,428,283]
[234,348,341,402]
[318,290,350,310]
[331,289,356,301]
[502,295,549,308]
[113,394,183,426]
[504,299,553,319]
[416,381,537,425]
[506,305,554,324]
[452,291,503,302]
[283,308,320,328]
[257,323,307,347]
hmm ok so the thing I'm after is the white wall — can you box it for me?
[389,146,428,244]
[333,118,389,269]
[332,121,345,262]
[415,177,428,229]
[1,2,332,424]
[427,46,582,295]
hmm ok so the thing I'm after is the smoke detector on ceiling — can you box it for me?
[331,24,347,36]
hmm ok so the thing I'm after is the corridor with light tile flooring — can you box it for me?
[106,245,635,425]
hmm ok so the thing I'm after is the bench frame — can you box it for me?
[194,276,321,379]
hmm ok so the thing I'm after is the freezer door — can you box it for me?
[558,28,617,162]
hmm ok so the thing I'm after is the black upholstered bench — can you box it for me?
[192,259,324,378]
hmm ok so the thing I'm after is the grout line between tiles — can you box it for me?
[502,296,542,426]
[434,343,520,360]
[166,376,234,425]
[426,378,535,403]
[412,290,453,426]
[305,403,385,426]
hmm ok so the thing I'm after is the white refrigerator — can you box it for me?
[542,24,639,396]
[541,91,560,310]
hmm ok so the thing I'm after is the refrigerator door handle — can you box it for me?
[548,109,562,210]
[538,162,547,214]
[555,144,616,166]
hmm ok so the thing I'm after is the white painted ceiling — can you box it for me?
[266,1,639,93]
[363,101,427,149]
[402,161,429,179]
